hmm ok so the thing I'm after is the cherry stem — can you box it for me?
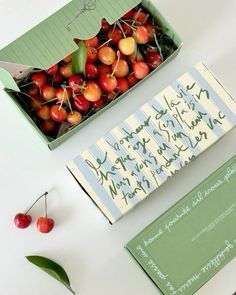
[45,193,48,218]
[97,38,112,50]
[116,21,126,38]
[25,192,48,214]
[19,81,35,88]
[111,51,121,77]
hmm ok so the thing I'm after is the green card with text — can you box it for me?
[126,155,236,295]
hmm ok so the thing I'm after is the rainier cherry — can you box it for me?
[56,88,72,104]
[31,73,47,88]
[40,120,56,133]
[108,27,123,44]
[132,61,150,79]
[73,94,91,112]
[98,46,116,65]
[83,81,102,102]
[99,73,117,92]
[63,53,73,63]
[60,63,73,78]
[50,105,68,122]
[45,64,58,75]
[85,36,99,48]
[36,105,50,120]
[85,63,98,79]
[67,111,82,125]
[97,64,111,76]
[133,26,149,44]
[132,11,148,24]
[145,23,155,40]
[111,58,129,78]
[118,37,136,56]
[36,193,54,233]
[116,78,129,93]
[41,85,56,101]
[86,46,98,63]
[68,75,83,92]
[14,192,48,229]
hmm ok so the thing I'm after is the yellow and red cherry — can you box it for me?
[132,61,150,79]
[83,81,102,102]
[14,213,32,229]
[92,97,105,110]
[60,63,73,78]
[146,50,163,69]
[97,64,111,76]
[108,27,123,44]
[85,63,98,79]
[45,64,58,75]
[127,73,139,87]
[99,73,117,92]
[101,18,110,32]
[26,85,39,97]
[50,105,68,122]
[67,111,83,125]
[40,119,56,133]
[111,59,129,78]
[63,53,73,63]
[116,78,129,93]
[41,85,56,101]
[132,11,148,24]
[85,36,99,48]
[133,26,149,44]
[36,105,50,120]
[68,75,84,93]
[86,46,98,63]
[55,88,72,103]
[31,73,47,88]
[73,94,91,112]
[118,37,136,55]
[145,23,155,40]
[36,217,54,233]
[98,46,116,65]
[122,23,132,37]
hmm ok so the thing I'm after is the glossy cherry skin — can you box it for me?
[83,81,102,102]
[116,78,129,93]
[133,26,149,44]
[86,47,98,63]
[45,64,58,75]
[98,47,116,65]
[121,9,134,19]
[146,50,163,69]
[99,74,117,92]
[36,105,50,120]
[85,63,98,79]
[101,18,110,32]
[55,88,72,104]
[111,59,129,78]
[31,73,47,88]
[97,64,111,76]
[36,217,54,233]
[107,27,123,44]
[73,94,91,112]
[59,63,72,78]
[14,213,32,229]
[118,37,136,56]
[50,105,68,122]
[132,11,148,24]
[85,36,99,48]
[68,75,84,92]
[41,85,56,101]
[132,61,150,79]
[67,111,83,125]
[92,97,105,110]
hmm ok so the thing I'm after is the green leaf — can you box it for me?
[26,255,75,295]
[72,40,87,76]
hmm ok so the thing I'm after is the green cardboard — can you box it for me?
[126,155,236,295]
[0,0,140,69]
[0,0,183,150]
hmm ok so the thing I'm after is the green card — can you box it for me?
[126,155,236,295]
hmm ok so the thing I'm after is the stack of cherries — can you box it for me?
[19,6,166,139]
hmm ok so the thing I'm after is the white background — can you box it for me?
[0,0,236,294]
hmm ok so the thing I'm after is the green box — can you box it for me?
[126,154,236,294]
[0,0,183,150]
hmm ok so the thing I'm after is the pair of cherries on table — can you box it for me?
[14,192,54,233]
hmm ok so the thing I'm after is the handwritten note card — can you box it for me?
[126,155,236,295]
[67,63,236,223]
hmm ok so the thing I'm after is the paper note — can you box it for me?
[126,154,236,295]
[67,63,236,223]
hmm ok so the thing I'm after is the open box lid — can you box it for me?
[0,0,140,70]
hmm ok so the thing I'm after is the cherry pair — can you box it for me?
[14,192,54,233]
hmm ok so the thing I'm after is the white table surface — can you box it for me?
[0,0,236,294]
